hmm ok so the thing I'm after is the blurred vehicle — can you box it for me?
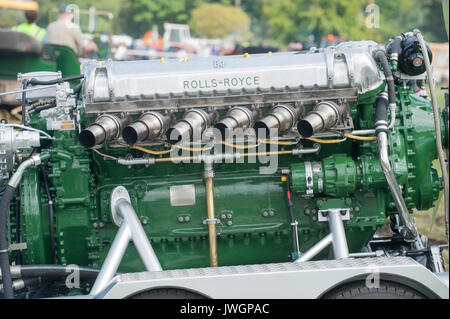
[429,42,449,84]
[320,33,346,48]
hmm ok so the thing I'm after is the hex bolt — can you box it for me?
[141,218,148,225]
[354,206,360,212]
[312,209,317,214]
[177,216,184,223]
[269,211,274,217]
[227,220,233,226]
[227,214,233,219]
[92,222,98,228]
[184,216,190,222]
[262,211,269,217]
[312,216,317,222]
[305,208,311,215]
[221,214,227,219]
[99,222,105,228]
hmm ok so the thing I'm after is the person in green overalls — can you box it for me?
[12,10,46,42]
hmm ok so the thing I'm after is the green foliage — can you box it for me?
[189,3,250,39]
[7,0,446,43]
[117,0,205,38]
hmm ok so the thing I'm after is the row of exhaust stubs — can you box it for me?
[78,101,344,148]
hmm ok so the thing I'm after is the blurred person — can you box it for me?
[288,38,303,51]
[12,10,46,41]
[303,35,317,51]
[47,5,98,56]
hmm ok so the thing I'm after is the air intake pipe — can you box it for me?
[166,109,218,144]
[297,101,343,138]
[214,106,258,140]
[254,104,304,138]
[79,114,129,148]
[122,112,172,145]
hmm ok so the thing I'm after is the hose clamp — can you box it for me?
[304,161,314,199]
[203,218,221,225]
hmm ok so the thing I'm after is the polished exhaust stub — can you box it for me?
[122,112,172,145]
[297,101,343,138]
[79,114,129,148]
[253,104,304,138]
[214,106,258,140]
[166,109,218,144]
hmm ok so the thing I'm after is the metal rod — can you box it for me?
[414,29,449,246]
[294,234,333,263]
[89,223,131,297]
[378,132,417,240]
[328,210,350,259]
[116,199,162,272]
[0,84,57,97]
[205,176,218,267]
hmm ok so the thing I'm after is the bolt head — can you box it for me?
[184,216,190,222]
[269,211,274,216]
[177,216,184,223]
[227,220,233,226]
[227,214,232,219]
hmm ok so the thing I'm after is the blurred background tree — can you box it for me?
[189,3,251,40]
[25,0,449,45]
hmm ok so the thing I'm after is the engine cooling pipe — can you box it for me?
[414,29,449,244]
[166,109,218,144]
[297,101,343,138]
[254,104,304,138]
[215,107,258,140]
[375,92,417,241]
[0,153,50,299]
[79,114,129,148]
[122,112,172,145]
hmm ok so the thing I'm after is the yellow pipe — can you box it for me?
[205,177,218,267]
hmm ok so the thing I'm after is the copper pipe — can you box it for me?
[205,177,218,267]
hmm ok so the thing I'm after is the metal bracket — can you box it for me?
[8,243,27,252]
[295,209,350,263]
[110,185,131,227]
[90,186,162,297]
[203,218,221,225]
[318,208,351,222]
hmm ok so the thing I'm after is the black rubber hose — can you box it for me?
[21,80,28,125]
[28,74,84,86]
[285,175,299,258]
[39,165,56,264]
[375,51,396,105]
[19,265,101,282]
[0,185,16,299]
[391,35,403,59]
[374,94,388,124]
[72,79,84,96]
[29,103,56,115]
[14,187,22,265]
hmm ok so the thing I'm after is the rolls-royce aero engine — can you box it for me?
[0,31,448,298]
